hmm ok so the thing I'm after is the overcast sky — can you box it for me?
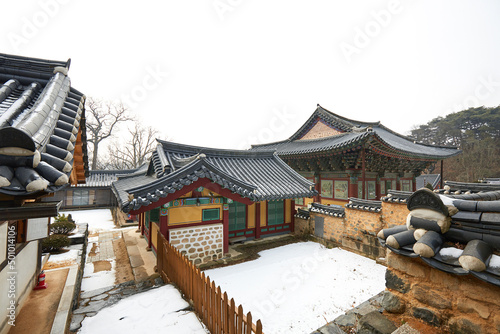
[1,0,500,150]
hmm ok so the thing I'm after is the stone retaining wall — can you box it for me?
[296,202,408,259]
[384,250,500,333]
[169,223,223,265]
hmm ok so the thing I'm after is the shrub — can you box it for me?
[55,213,69,223]
[42,234,71,252]
[50,221,76,235]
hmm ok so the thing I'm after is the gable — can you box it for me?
[298,118,344,140]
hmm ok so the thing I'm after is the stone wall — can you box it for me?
[384,250,500,333]
[169,223,223,265]
[320,214,344,244]
[294,217,311,236]
[300,203,403,259]
[381,202,409,228]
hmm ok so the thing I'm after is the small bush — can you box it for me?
[50,221,76,235]
[55,213,69,223]
[42,234,71,252]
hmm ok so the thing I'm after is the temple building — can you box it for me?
[0,53,87,333]
[112,140,316,264]
[251,105,461,207]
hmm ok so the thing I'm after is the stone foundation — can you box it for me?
[383,250,500,333]
[169,223,223,265]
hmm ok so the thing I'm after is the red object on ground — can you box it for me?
[34,271,47,290]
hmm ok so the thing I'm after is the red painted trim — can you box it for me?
[128,178,254,215]
[255,202,261,239]
[160,214,169,241]
[223,208,229,253]
[227,227,255,237]
[129,179,211,215]
[204,182,253,205]
[291,200,295,233]
[260,222,292,235]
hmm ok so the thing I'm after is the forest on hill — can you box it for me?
[410,106,500,182]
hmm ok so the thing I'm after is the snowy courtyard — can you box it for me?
[205,242,386,334]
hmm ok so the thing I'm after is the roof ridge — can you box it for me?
[157,139,277,158]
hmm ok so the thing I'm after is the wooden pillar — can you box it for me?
[140,213,145,235]
[159,213,169,241]
[223,205,229,253]
[313,173,321,203]
[361,149,366,199]
[440,160,444,189]
[376,176,381,199]
[255,202,261,239]
[147,215,152,250]
[349,176,358,198]
[290,199,295,233]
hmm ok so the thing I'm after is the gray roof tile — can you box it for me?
[0,53,87,196]
[113,140,317,212]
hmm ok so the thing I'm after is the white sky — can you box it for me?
[1,0,500,150]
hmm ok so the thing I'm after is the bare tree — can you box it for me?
[105,123,160,170]
[86,98,133,169]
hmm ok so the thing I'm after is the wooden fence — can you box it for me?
[157,231,263,334]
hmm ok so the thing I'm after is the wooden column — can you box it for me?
[159,213,169,241]
[140,213,145,235]
[440,160,444,189]
[349,176,358,198]
[313,173,321,203]
[361,149,366,199]
[290,199,295,233]
[223,205,229,253]
[147,215,152,250]
[255,202,261,239]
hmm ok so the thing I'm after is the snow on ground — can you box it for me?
[47,249,80,264]
[79,285,208,334]
[81,259,117,292]
[59,209,115,233]
[205,242,386,334]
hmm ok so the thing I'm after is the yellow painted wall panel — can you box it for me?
[260,201,267,226]
[151,222,159,249]
[247,203,255,228]
[169,204,222,225]
[285,199,291,223]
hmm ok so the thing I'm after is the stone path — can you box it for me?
[70,276,164,332]
[312,292,421,334]
[87,231,121,262]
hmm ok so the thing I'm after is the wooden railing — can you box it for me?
[157,231,263,334]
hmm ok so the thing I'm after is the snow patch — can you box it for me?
[489,254,500,269]
[205,242,386,334]
[439,247,463,258]
[78,285,208,334]
[60,209,115,233]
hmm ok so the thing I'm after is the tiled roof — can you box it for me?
[310,202,345,217]
[294,207,310,220]
[379,189,500,287]
[0,53,87,196]
[76,168,141,188]
[416,174,441,189]
[113,140,317,213]
[251,105,460,160]
[346,198,382,212]
[434,181,500,196]
[381,190,413,203]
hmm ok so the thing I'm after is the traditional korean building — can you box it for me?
[251,105,461,207]
[0,53,87,333]
[112,140,316,264]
